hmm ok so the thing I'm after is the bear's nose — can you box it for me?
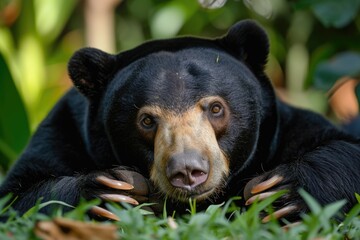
[166,151,209,190]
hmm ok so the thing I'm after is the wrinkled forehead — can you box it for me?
[109,47,252,112]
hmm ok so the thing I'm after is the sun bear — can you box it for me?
[1,20,360,222]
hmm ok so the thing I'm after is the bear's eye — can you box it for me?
[210,103,224,116]
[141,115,155,129]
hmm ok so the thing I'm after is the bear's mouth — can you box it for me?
[188,188,215,200]
[168,185,218,202]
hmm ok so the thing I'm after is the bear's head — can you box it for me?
[68,20,277,203]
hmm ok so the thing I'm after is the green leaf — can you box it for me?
[34,0,78,44]
[205,202,224,215]
[189,198,197,215]
[0,54,30,170]
[23,200,74,219]
[65,198,100,220]
[294,0,360,28]
[322,200,346,220]
[0,194,15,215]
[299,189,322,215]
[313,52,360,91]
[133,202,157,215]
[342,202,360,227]
[356,193,360,203]
[311,0,360,28]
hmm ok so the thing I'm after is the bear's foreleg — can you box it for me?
[243,140,360,223]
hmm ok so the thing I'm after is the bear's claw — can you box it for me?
[244,174,301,223]
[90,206,120,221]
[87,169,161,220]
[245,191,278,206]
[96,175,134,190]
[262,205,298,223]
[281,221,302,231]
[251,175,283,194]
[100,193,139,205]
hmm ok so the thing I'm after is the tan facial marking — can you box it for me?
[137,96,231,201]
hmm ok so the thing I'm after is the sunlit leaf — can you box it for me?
[17,35,47,129]
[151,5,186,38]
[34,0,78,44]
[0,54,30,170]
[244,0,272,19]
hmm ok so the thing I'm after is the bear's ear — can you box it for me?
[219,20,269,73]
[68,47,117,98]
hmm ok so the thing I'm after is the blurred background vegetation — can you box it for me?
[0,0,360,174]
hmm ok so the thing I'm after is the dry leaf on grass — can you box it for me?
[35,218,118,240]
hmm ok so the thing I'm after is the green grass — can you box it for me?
[0,191,359,240]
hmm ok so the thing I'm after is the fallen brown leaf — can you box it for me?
[34,217,118,240]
